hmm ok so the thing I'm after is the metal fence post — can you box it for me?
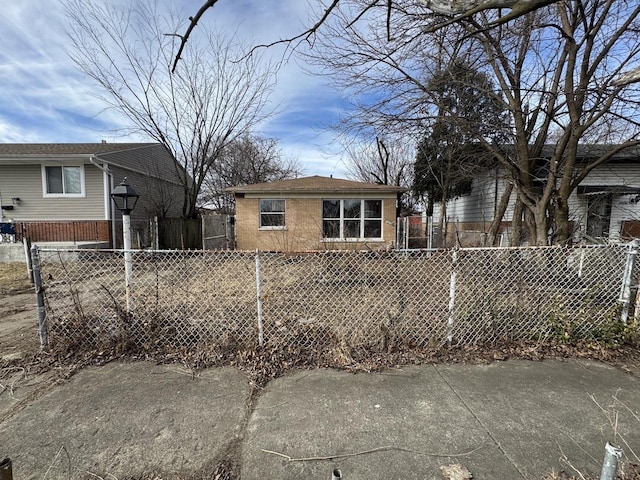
[619,239,639,323]
[255,249,265,347]
[23,237,33,283]
[447,249,458,346]
[599,442,622,480]
[30,245,48,349]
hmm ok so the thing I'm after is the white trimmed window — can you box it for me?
[42,165,85,197]
[322,199,383,240]
[259,199,286,229]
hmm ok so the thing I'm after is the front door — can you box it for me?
[586,194,612,238]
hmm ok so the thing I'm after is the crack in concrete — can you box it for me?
[433,364,527,479]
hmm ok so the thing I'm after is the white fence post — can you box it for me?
[599,442,623,480]
[619,239,639,323]
[447,250,458,346]
[123,213,133,313]
[255,249,265,347]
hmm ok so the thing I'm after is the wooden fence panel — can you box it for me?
[16,221,110,243]
[158,218,202,249]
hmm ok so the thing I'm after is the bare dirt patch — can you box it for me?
[0,263,58,421]
[0,293,39,359]
[0,263,38,360]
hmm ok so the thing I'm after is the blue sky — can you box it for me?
[0,0,349,177]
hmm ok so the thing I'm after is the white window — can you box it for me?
[322,199,383,240]
[42,165,85,197]
[259,199,285,229]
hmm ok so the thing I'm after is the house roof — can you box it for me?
[520,144,640,162]
[225,176,407,194]
[0,142,187,188]
[0,143,157,156]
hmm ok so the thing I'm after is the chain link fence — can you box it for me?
[34,243,639,355]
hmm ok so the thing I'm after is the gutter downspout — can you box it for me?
[89,156,116,248]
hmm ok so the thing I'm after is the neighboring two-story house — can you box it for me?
[0,143,185,247]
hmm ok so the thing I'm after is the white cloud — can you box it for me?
[0,0,349,176]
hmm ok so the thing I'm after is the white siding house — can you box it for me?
[431,147,640,246]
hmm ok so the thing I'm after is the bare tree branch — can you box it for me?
[612,67,640,87]
[64,0,277,218]
[244,0,341,57]
[202,133,304,212]
[173,0,563,70]
[171,0,219,72]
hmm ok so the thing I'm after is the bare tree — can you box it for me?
[174,0,640,93]
[302,0,482,138]
[167,0,640,244]
[341,134,416,211]
[468,2,640,244]
[64,0,277,218]
[202,133,304,213]
[343,136,413,186]
[302,0,640,245]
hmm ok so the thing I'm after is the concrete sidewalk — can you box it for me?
[1,359,639,479]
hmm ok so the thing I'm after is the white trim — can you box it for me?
[103,170,110,219]
[259,198,286,229]
[322,199,384,241]
[89,156,113,220]
[41,164,86,198]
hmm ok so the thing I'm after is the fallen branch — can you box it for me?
[261,444,483,462]
[42,446,71,480]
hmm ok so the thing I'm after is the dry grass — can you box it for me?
[0,262,32,296]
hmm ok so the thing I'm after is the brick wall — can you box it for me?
[235,196,397,251]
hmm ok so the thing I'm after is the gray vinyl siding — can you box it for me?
[110,167,185,220]
[0,143,188,225]
[0,163,105,221]
[101,144,188,219]
[98,144,186,187]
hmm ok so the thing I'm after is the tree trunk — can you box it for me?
[487,182,513,246]
[438,193,447,248]
[532,203,549,245]
[510,197,524,246]
[553,192,572,245]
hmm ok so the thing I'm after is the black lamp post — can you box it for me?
[110,178,140,311]
[110,178,140,216]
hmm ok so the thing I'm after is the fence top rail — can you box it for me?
[35,241,636,257]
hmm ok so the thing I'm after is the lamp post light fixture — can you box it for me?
[110,178,140,312]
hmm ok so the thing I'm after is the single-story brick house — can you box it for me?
[226,176,406,251]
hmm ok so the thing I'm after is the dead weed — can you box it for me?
[0,262,32,296]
